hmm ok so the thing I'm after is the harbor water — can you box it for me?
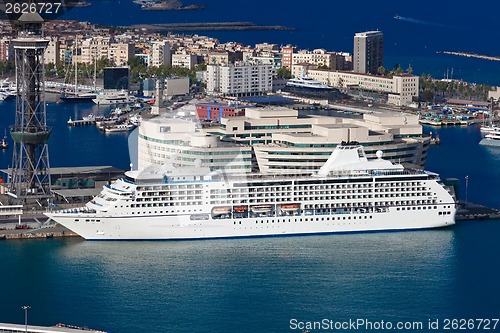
[0,221,499,333]
[1,95,500,331]
[60,0,500,86]
[1,1,500,329]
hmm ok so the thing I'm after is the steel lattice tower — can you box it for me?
[9,13,52,201]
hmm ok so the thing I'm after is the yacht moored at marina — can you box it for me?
[479,127,500,147]
[45,144,456,240]
[92,91,136,106]
[285,76,334,90]
[283,76,344,99]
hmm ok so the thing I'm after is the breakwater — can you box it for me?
[124,22,295,32]
[439,51,500,62]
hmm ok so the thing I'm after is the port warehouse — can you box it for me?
[0,166,124,204]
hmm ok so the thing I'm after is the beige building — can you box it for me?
[207,51,230,65]
[206,61,274,97]
[488,88,500,103]
[165,77,190,97]
[291,63,318,78]
[150,40,171,67]
[306,70,419,106]
[108,43,135,67]
[79,36,112,64]
[44,37,60,65]
[172,53,198,69]
[208,106,429,174]
[292,49,333,68]
[137,117,252,172]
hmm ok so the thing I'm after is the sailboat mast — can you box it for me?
[74,36,78,93]
[93,51,97,92]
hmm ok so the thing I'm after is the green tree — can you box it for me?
[0,60,14,76]
[422,89,434,102]
[275,67,291,79]
[377,66,386,76]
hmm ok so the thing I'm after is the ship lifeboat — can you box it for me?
[280,203,300,212]
[233,206,248,212]
[212,207,231,215]
[250,205,272,213]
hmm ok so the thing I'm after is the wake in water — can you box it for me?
[394,14,457,29]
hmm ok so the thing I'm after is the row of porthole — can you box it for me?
[232,215,374,225]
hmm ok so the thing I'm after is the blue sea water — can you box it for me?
[1,2,500,331]
[58,0,500,85]
[0,221,500,333]
[0,97,131,172]
[0,94,500,332]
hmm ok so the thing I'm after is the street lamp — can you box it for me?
[465,175,469,203]
[21,305,30,333]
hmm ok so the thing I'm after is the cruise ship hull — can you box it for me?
[47,207,455,240]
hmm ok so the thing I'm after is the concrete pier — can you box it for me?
[67,118,96,126]
[0,220,80,240]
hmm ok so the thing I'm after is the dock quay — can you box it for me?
[0,322,106,333]
[455,201,500,221]
[67,118,96,126]
[0,223,79,240]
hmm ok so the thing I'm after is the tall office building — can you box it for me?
[353,31,384,74]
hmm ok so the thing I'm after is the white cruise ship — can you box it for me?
[45,145,456,240]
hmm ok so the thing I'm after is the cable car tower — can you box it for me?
[8,13,52,202]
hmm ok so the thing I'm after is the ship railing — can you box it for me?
[227,168,426,182]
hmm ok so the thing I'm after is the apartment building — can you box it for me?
[108,43,135,67]
[0,38,12,62]
[149,40,171,67]
[353,31,384,74]
[44,37,60,65]
[281,45,295,70]
[307,69,418,106]
[206,61,274,97]
[172,53,197,69]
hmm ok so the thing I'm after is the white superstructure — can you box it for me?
[92,91,136,105]
[45,145,456,240]
[286,76,333,90]
[479,127,500,147]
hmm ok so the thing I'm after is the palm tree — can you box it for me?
[377,66,386,76]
